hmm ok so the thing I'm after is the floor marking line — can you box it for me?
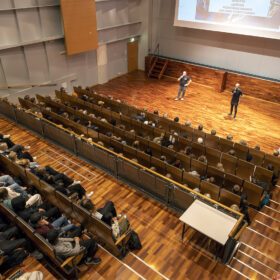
[240,242,280,265]
[40,151,95,182]
[98,245,146,280]
[129,252,170,280]
[270,199,280,205]
[246,227,280,245]
[237,250,279,273]
[46,148,97,180]
[254,220,280,233]
[232,257,271,280]
[264,205,280,214]
[256,211,280,223]
[226,264,250,280]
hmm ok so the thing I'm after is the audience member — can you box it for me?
[47,228,101,265]
[211,130,216,136]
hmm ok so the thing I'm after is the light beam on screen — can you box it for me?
[174,0,280,40]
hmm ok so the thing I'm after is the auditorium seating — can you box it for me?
[17,95,272,209]
[0,148,131,264]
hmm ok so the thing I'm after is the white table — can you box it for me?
[179,199,238,259]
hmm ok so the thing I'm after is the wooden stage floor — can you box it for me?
[93,71,280,155]
[1,71,280,279]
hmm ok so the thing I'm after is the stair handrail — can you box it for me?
[149,43,159,69]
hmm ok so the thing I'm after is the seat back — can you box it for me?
[205,147,221,166]
[223,173,244,192]
[183,172,201,189]
[200,181,220,201]
[191,142,205,158]
[236,159,255,180]
[220,138,234,153]
[249,148,265,166]
[234,143,249,160]
[221,153,237,174]
[219,189,241,208]
[254,166,273,192]
[242,181,264,207]
[205,134,220,150]
[207,166,225,187]
[190,159,207,177]
[263,154,280,177]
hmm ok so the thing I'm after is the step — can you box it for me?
[239,243,280,273]
[234,250,275,279]
[230,257,271,280]
[240,228,280,260]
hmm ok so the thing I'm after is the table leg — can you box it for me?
[215,242,222,262]
[180,224,186,242]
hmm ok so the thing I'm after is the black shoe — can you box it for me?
[30,250,43,260]
[227,114,232,116]
[85,257,101,265]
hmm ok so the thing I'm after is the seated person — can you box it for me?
[0,134,15,148]
[30,213,78,238]
[251,177,267,192]
[232,184,242,195]
[133,112,145,122]
[8,151,38,168]
[47,228,101,265]
[7,144,35,162]
[85,120,96,130]
[11,196,59,222]
[97,201,120,226]
[0,174,26,195]
[267,164,278,186]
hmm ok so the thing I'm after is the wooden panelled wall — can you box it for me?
[145,55,280,103]
[60,0,98,55]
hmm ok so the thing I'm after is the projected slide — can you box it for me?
[174,0,280,39]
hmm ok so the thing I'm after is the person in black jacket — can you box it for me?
[11,196,60,222]
[228,83,243,120]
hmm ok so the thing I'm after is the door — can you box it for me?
[127,41,138,72]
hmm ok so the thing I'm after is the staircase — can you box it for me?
[148,57,168,80]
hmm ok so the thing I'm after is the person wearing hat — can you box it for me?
[227,83,243,120]
[47,228,101,265]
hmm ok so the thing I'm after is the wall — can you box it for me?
[0,0,149,102]
[150,0,280,81]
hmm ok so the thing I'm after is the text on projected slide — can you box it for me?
[209,0,270,17]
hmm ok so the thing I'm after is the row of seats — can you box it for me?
[0,98,243,224]
[0,145,131,266]
[25,95,267,209]
[52,92,274,190]
[72,87,280,176]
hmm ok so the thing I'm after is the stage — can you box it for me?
[93,70,280,155]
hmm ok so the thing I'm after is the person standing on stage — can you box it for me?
[228,83,243,120]
[175,71,192,101]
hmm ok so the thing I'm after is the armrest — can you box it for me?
[60,248,86,268]
[115,229,131,246]
[234,222,248,240]
[60,256,75,268]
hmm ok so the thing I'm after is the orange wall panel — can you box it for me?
[60,0,98,55]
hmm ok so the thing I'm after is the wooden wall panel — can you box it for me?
[60,0,98,55]
[145,55,280,103]
[225,72,280,103]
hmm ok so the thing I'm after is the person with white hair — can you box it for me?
[175,71,192,101]
[228,83,243,120]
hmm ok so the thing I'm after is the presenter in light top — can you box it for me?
[175,71,192,101]
[227,83,243,120]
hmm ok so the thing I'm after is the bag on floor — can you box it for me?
[128,230,142,250]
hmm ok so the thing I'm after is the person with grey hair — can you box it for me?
[185,120,191,127]
[228,83,243,120]
[175,71,192,101]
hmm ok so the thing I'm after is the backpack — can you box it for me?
[128,230,142,250]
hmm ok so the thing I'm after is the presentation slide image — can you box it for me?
[194,0,280,30]
[208,0,270,17]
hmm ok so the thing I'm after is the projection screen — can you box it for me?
[174,0,280,40]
